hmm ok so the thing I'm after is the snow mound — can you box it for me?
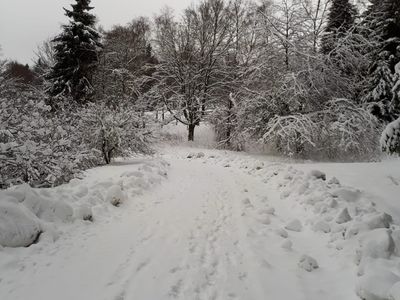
[0,158,168,248]
[187,152,205,159]
[389,282,400,300]
[308,170,326,181]
[392,230,400,257]
[356,229,395,264]
[258,215,271,225]
[285,219,302,232]
[357,268,400,300]
[336,207,352,224]
[312,220,331,233]
[106,185,127,207]
[276,228,289,238]
[0,201,41,247]
[259,207,275,215]
[281,239,292,250]
[298,255,319,272]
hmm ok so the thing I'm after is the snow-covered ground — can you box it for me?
[1,141,400,300]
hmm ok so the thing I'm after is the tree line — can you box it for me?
[1,0,400,188]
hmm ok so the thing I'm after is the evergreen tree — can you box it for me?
[46,0,101,104]
[363,0,400,122]
[320,0,357,55]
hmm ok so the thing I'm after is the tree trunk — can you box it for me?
[188,124,195,141]
[102,146,113,165]
[226,98,233,147]
[103,150,111,165]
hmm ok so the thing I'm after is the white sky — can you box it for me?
[0,0,192,65]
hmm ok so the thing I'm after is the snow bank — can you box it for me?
[0,158,168,248]
[191,149,400,300]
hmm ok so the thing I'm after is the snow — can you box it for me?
[0,157,168,249]
[281,239,293,250]
[0,201,41,248]
[285,219,303,232]
[336,207,353,224]
[357,268,400,300]
[298,254,319,272]
[381,117,400,154]
[1,145,400,300]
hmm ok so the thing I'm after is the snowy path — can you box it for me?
[1,150,362,300]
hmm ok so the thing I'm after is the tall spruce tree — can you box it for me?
[363,0,400,122]
[47,0,101,104]
[320,0,357,55]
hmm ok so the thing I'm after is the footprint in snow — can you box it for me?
[242,198,253,209]
[136,259,150,272]
[258,207,275,215]
[168,279,183,298]
[169,267,181,274]
[258,215,271,225]
[281,239,293,250]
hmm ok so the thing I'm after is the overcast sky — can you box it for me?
[0,0,192,65]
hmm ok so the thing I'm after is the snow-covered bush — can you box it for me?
[0,69,99,188]
[79,102,153,164]
[322,99,381,160]
[255,98,380,160]
[381,117,400,155]
[262,113,318,157]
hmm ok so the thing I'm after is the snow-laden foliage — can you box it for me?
[244,95,380,160]
[322,99,381,160]
[46,0,102,103]
[381,117,400,154]
[0,75,99,188]
[362,0,400,122]
[80,103,153,164]
[262,113,318,156]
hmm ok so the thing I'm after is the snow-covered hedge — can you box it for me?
[0,61,155,188]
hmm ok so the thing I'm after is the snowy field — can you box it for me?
[1,124,400,300]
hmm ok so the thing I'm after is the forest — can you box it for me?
[1,0,400,188]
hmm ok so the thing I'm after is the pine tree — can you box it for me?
[320,0,357,55]
[46,0,101,104]
[363,0,400,122]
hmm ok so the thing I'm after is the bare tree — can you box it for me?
[301,0,330,53]
[151,1,234,141]
[94,17,154,106]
